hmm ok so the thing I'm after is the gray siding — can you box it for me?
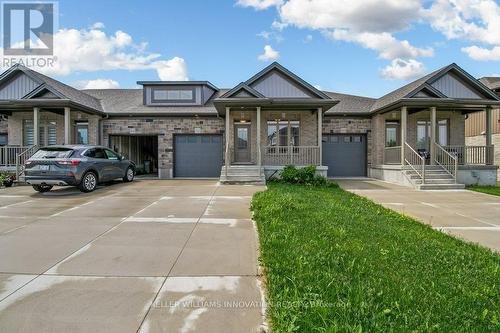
[233,90,253,98]
[251,71,314,98]
[431,73,483,99]
[202,86,216,104]
[0,73,40,100]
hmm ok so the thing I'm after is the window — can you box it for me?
[23,120,57,146]
[152,88,194,101]
[0,134,7,146]
[31,148,73,159]
[385,122,399,147]
[417,119,448,150]
[267,120,300,146]
[75,121,89,145]
[91,148,107,159]
[105,149,120,160]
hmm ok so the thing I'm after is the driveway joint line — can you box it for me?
[134,182,220,333]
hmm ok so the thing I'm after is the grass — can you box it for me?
[252,183,500,332]
[467,183,500,197]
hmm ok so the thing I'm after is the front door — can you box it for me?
[234,124,251,163]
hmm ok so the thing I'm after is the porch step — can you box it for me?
[413,178,457,184]
[417,183,465,190]
[220,166,266,185]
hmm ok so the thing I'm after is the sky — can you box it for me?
[4,0,500,98]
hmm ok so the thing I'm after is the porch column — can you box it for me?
[33,107,40,146]
[400,106,407,165]
[225,107,230,175]
[64,107,71,145]
[486,106,493,164]
[317,107,322,165]
[430,106,437,164]
[256,107,261,169]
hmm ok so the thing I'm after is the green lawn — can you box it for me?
[252,183,500,332]
[467,183,500,197]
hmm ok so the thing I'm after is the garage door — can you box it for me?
[174,135,223,177]
[322,134,366,177]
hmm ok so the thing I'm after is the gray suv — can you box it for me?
[24,145,135,193]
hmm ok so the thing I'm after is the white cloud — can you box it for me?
[271,20,288,31]
[0,23,189,81]
[258,45,280,61]
[327,30,433,60]
[236,0,283,10]
[91,22,105,29]
[426,0,500,61]
[380,58,425,80]
[72,79,120,89]
[153,57,189,81]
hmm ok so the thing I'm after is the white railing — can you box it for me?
[443,145,494,165]
[384,146,401,164]
[404,142,426,184]
[434,143,458,183]
[262,146,320,166]
[0,146,32,167]
[15,145,39,180]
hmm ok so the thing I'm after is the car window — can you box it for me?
[84,148,96,158]
[105,149,120,160]
[93,148,107,159]
[31,148,74,159]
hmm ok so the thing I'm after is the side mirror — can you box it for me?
[120,154,126,161]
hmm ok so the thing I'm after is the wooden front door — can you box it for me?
[234,124,251,163]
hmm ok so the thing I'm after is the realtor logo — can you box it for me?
[2,2,55,55]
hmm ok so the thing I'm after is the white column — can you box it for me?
[33,107,40,146]
[317,107,322,165]
[486,107,493,164]
[256,107,261,169]
[400,106,407,165]
[430,106,437,164]
[225,107,230,175]
[64,107,71,145]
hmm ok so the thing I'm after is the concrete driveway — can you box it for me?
[336,179,500,252]
[0,180,266,333]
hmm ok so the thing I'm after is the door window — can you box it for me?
[23,120,57,146]
[237,127,248,149]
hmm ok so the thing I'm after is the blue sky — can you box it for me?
[21,0,500,97]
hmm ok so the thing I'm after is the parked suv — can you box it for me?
[24,145,135,193]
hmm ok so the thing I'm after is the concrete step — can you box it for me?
[413,178,457,184]
[418,183,465,190]
[409,174,453,180]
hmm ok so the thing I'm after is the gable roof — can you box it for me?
[480,77,500,91]
[219,82,265,98]
[323,92,375,115]
[371,63,500,112]
[0,64,103,112]
[243,62,331,99]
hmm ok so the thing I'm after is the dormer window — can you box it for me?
[137,81,218,106]
[152,87,195,102]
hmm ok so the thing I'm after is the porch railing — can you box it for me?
[15,145,39,180]
[434,143,458,183]
[384,146,401,164]
[404,142,426,183]
[0,146,31,167]
[443,145,494,165]
[262,146,320,166]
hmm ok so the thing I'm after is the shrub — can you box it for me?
[277,165,333,186]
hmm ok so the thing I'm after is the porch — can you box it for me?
[374,105,498,188]
[0,106,101,179]
[220,106,326,183]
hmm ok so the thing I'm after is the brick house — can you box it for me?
[0,62,498,189]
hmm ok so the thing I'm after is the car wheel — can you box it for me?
[123,166,134,182]
[79,171,97,192]
[32,184,53,193]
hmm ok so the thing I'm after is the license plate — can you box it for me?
[39,165,50,171]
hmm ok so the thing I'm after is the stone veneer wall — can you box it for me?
[323,116,372,167]
[7,111,100,146]
[466,133,500,179]
[102,117,224,178]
